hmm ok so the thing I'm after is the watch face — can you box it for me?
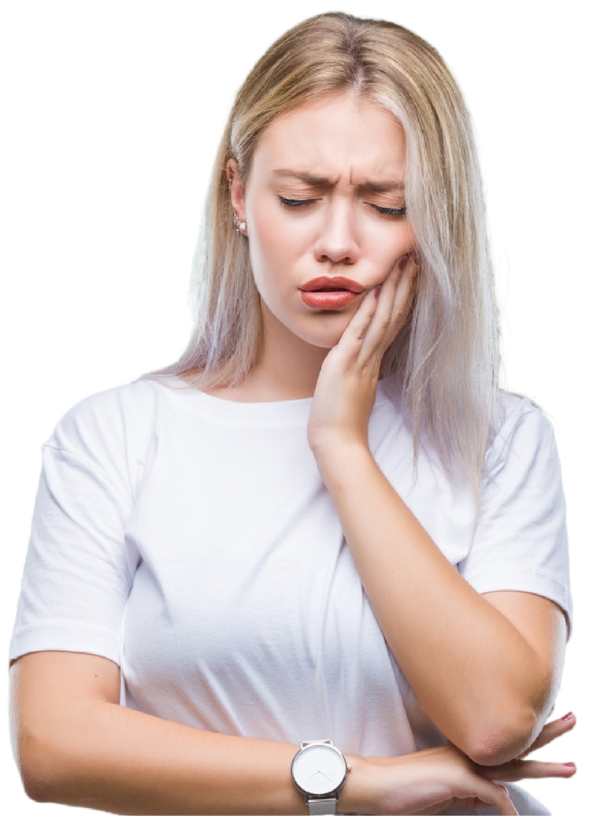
[291,743,347,796]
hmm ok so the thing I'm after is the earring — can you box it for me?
[233,214,247,235]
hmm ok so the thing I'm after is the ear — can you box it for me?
[226,158,246,224]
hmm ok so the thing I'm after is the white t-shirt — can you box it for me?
[10,377,571,814]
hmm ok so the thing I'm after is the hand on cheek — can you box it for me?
[307,254,418,457]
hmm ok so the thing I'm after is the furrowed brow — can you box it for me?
[272,169,336,186]
[272,170,405,192]
[359,181,405,193]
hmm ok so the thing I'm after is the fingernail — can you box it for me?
[374,286,382,299]
[562,712,575,721]
[563,763,576,769]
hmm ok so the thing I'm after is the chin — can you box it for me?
[301,325,348,350]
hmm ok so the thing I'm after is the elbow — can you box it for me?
[19,760,46,803]
[22,774,54,805]
[465,731,531,768]
[16,726,79,805]
[18,739,59,803]
[462,704,542,767]
[462,666,556,767]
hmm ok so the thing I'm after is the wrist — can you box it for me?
[313,445,376,495]
[337,756,378,815]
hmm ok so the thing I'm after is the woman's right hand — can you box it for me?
[348,713,576,816]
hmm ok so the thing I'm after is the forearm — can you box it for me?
[21,697,308,815]
[315,444,551,762]
[18,689,576,817]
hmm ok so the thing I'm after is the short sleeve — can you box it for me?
[10,393,140,665]
[458,397,572,635]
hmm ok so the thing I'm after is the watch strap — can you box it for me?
[307,795,338,815]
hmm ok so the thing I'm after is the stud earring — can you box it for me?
[233,214,247,235]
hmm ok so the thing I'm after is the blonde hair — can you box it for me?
[149,12,500,500]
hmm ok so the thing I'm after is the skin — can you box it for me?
[220,91,417,401]
[10,651,576,815]
[8,94,577,817]
[229,91,571,795]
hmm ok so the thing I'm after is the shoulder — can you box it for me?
[484,390,561,487]
[46,377,165,456]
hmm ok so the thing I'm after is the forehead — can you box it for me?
[249,93,406,185]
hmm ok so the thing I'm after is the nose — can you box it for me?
[313,200,360,265]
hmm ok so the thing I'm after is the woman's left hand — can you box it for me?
[307,253,418,457]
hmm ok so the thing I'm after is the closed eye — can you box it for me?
[372,204,406,216]
[279,196,317,208]
[279,196,407,217]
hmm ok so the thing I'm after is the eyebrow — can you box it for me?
[272,169,405,192]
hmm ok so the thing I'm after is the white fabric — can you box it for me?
[10,377,571,813]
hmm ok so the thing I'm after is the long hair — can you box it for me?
[147,12,500,501]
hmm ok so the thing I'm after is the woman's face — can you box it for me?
[229,92,416,351]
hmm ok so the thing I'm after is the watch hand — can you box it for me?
[309,769,335,783]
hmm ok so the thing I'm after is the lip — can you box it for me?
[300,276,364,293]
[300,290,361,309]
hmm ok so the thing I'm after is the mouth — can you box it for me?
[300,291,360,309]
[300,276,364,294]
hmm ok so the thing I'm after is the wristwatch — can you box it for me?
[291,739,350,815]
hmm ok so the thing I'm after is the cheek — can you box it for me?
[359,223,415,283]
[371,221,416,259]
[392,221,415,251]
[247,208,311,297]
[248,208,288,268]
[400,222,416,250]
[246,225,294,327]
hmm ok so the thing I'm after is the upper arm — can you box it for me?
[482,590,567,709]
[10,651,120,799]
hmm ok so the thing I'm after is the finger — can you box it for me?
[480,759,577,782]
[337,282,380,350]
[387,253,418,312]
[472,782,518,816]
[451,770,518,816]
[494,786,519,817]
[371,250,414,296]
[336,254,415,365]
[414,788,518,817]
[358,255,416,361]
[414,796,504,815]
[519,713,576,757]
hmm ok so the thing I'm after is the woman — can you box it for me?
[9,12,574,816]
